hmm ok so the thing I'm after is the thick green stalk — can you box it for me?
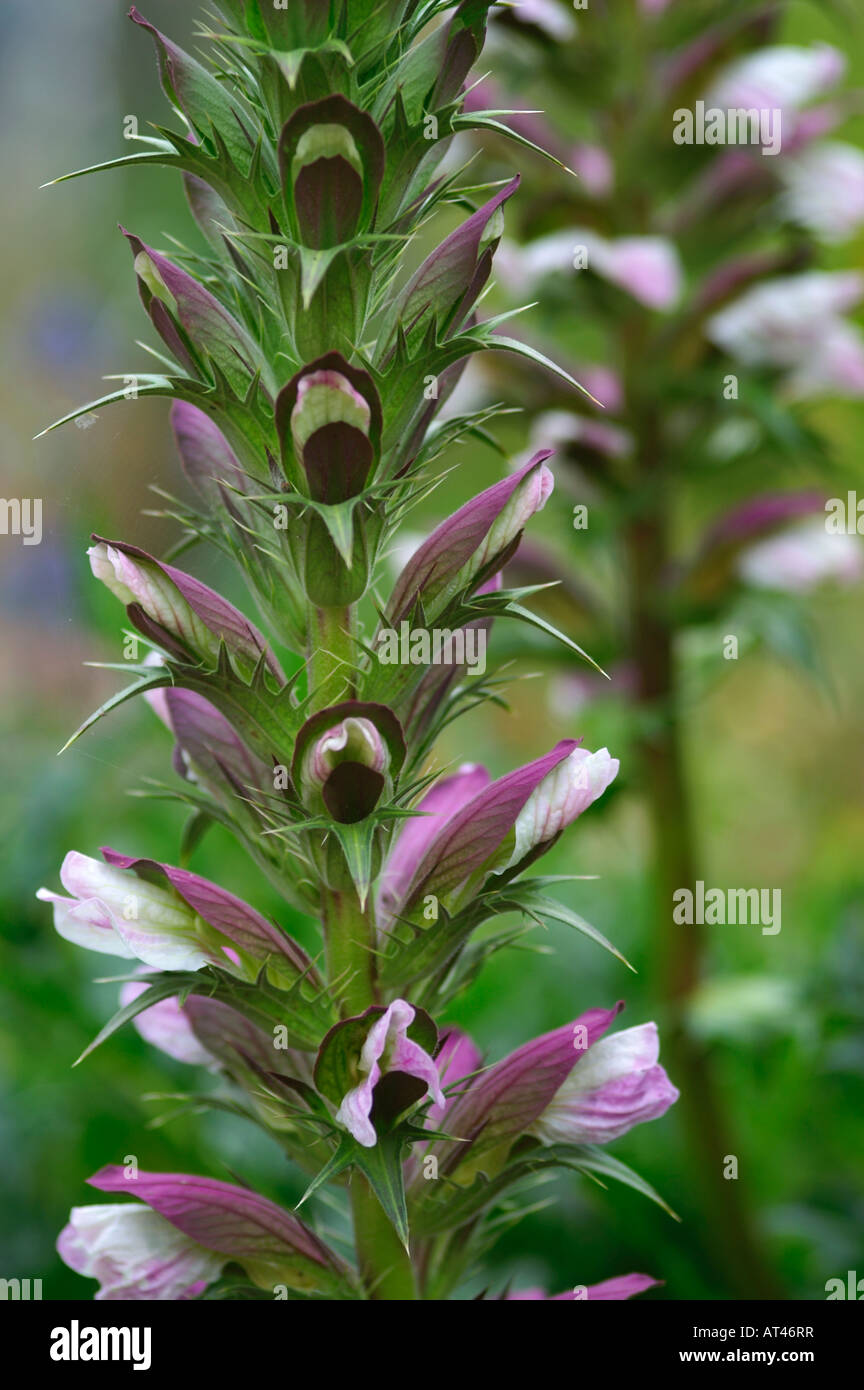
[308,605,355,711]
[321,886,377,1017]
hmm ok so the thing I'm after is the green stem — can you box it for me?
[322,886,377,1017]
[308,604,355,711]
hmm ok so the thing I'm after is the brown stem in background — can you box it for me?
[625,402,783,1299]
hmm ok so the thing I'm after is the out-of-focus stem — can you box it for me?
[624,397,783,1299]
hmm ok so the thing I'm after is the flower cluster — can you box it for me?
[40,0,679,1301]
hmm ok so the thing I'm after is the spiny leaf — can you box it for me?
[58,670,171,754]
[73,971,205,1066]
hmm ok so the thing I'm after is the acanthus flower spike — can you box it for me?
[41,0,681,1303]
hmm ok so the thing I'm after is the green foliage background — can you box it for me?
[0,0,861,1299]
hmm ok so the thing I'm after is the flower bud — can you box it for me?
[278,96,385,249]
[276,352,382,502]
[505,745,619,870]
[88,537,284,682]
[304,717,388,824]
[386,452,554,627]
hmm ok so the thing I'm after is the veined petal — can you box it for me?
[101,848,317,985]
[36,888,136,959]
[386,452,553,625]
[334,999,445,1148]
[400,740,580,911]
[507,746,619,868]
[86,1167,353,1295]
[531,1022,679,1146]
[439,1004,625,1171]
[376,764,490,932]
[58,1203,224,1301]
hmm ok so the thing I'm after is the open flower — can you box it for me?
[57,1203,225,1301]
[424,1006,677,1185]
[61,1168,354,1298]
[530,1022,679,1146]
[332,1000,445,1148]
[38,852,218,971]
[38,849,315,987]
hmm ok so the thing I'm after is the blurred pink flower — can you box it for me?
[530,408,632,459]
[738,520,863,594]
[780,142,864,243]
[580,232,682,309]
[496,230,682,309]
[706,43,845,121]
[706,270,864,399]
[576,365,624,413]
[570,143,614,197]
